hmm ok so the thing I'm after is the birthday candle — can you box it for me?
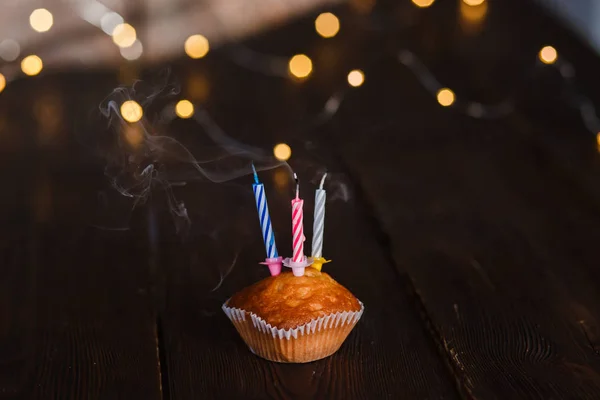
[311,173,327,259]
[291,174,305,264]
[252,165,278,259]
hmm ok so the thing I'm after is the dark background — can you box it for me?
[2,0,600,399]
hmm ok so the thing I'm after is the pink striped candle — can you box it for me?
[291,185,305,264]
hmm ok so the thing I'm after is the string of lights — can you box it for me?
[1,0,600,154]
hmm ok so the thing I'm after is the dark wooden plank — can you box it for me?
[330,72,600,397]
[157,142,459,399]
[0,170,162,399]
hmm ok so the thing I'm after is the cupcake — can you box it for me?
[222,268,364,363]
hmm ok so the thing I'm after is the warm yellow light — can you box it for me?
[315,12,340,38]
[462,0,485,5]
[175,100,194,119]
[30,9,53,33]
[437,88,455,107]
[273,143,292,161]
[347,69,365,87]
[539,46,558,64]
[123,125,143,148]
[597,132,600,147]
[289,54,312,79]
[0,74,5,93]
[21,55,43,76]
[412,0,435,8]
[120,100,143,123]
[185,35,210,59]
[112,23,137,48]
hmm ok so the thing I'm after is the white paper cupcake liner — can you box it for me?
[222,300,364,363]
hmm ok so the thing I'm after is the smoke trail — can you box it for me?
[89,76,290,233]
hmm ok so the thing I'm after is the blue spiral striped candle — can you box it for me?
[252,164,278,259]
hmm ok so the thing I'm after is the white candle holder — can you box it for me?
[283,256,314,277]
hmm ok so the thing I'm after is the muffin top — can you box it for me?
[227,268,361,330]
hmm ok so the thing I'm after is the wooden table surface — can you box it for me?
[2,0,600,399]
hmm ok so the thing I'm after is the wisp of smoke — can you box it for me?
[91,77,290,233]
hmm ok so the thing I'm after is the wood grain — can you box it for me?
[0,170,162,399]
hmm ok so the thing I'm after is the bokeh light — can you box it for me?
[315,12,340,38]
[412,0,435,8]
[120,100,143,123]
[289,54,313,79]
[21,55,43,76]
[30,9,54,33]
[597,132,600,147]
[437,88,455,106]
[112,23,137,48]
[100,12,124,35]
[120,39,143,60]
[0,74,5,93]
[185,35,210,59]
[347,69,365,87]
[0,39,20,62]
[463,0,485,5]
[539,46,558,64]
[273,143,292,161]
[175,100,195,119]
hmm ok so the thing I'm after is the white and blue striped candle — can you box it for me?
[252,165,278,259]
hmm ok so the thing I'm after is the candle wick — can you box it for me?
[251,163,259,184]
[319,173,328,189]
[294,173,299,199]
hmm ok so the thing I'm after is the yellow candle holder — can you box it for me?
[310,257,331,272]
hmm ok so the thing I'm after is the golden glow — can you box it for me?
[315,12,340,38]
[0,74,5,93]
[21,55,43,76]
[347,69,365,87]
[539,46,558,64]
[175,100,194,119]
[112,23,137,48]
[273,143,292,161]
[30,9,53,33]
[185,35,210,59]
[597,132,600,147]
[463,0,485,5]
[289,54,312,79]
[123,125,143,148]
[120,100,143,123]
[437,88,455,107]
[412,0,435,8]
[459,0,488,29]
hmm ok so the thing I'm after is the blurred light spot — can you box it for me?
[597,132,600,147]
[273,143,292,161]
[120,100,143,123]
[437,88,455,107]
[0,74,5,93]
[347,69,365,87]
[30,8,53,33]
[112,23,137,48]
[175,100,194,119]
[79,0,109,25]
[412,0,435,8]
[463,0,485,5]
[123,124,143,148]
[21,55,43,76]
[315,12,340,38]
[100,12,123,35]
[289,54,312,79]
[459,0,487,30]
[120,39,143,60]
[0,39,20,62]
[539,46,558,64]
[185,35,210,59]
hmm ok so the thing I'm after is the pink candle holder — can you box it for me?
[260,256,283,276]
[283,256,314,277]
